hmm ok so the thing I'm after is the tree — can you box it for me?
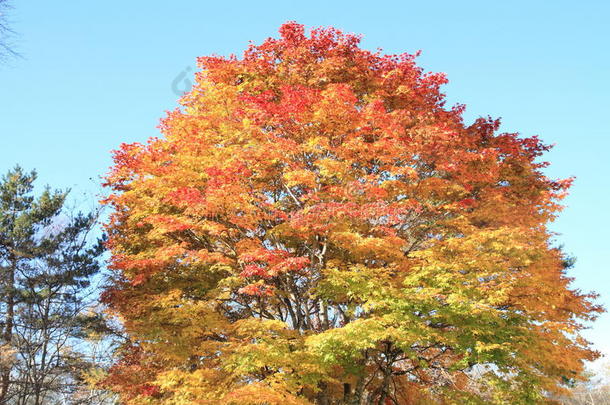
[0,167,107,404]
[0,0,17,61]
[101,22,602,404]
[548,361,610,404]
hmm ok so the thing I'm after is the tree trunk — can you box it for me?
[0,262,15,404]
[316,381,330,405]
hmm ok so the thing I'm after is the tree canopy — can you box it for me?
[101,22,601,404]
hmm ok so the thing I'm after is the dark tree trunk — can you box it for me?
[0,262,15,404]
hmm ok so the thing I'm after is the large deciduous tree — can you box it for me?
[101,22,601,404]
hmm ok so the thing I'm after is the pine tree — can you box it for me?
[0,166,106,405]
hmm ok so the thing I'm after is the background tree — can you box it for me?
[0,0,17,61]
[560,362,610,404]
[0,167,108,405]
[102,22,602,404]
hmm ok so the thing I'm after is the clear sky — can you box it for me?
[1,1,608,363]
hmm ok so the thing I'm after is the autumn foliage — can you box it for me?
[101,22,601,404]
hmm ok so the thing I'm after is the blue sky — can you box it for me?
[1,1,608,362]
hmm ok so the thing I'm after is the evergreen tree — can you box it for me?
[0,166,106,405]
